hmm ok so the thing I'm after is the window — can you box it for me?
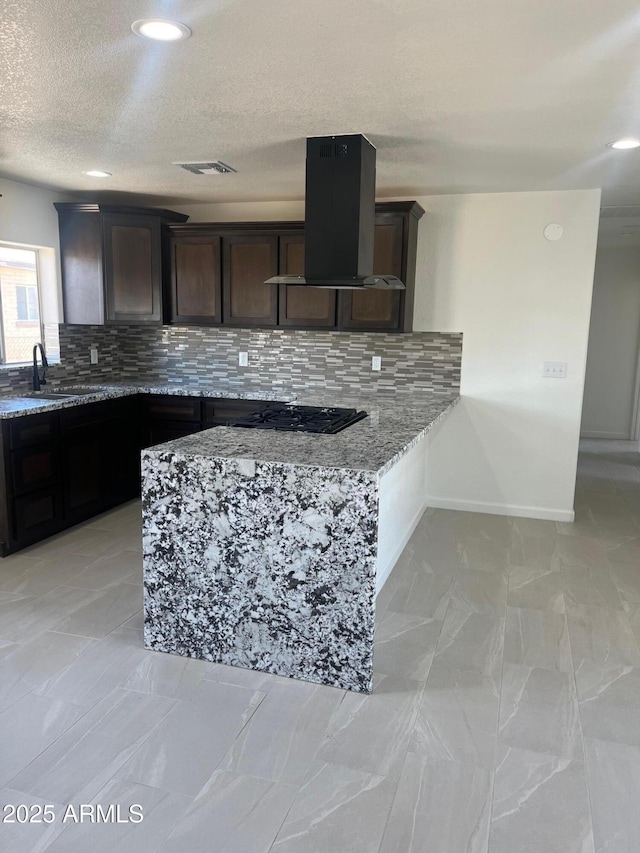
[15,285,40,322]
[0,245,44,364]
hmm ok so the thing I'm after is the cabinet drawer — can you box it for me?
[147,396,202,422]
[11,446,59,496]
[202,399,278,426]
[13,487,64,544]
[9,412,59,450]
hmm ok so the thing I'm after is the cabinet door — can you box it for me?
[57,209,104,325]
[11,445,59,496]
[171,236,222,325]
[338,215,404,332]
[13,487,64,545]
[103,213,163,323]
[62,427,105,523]
[278,236,337,328]
[222,235,278,326]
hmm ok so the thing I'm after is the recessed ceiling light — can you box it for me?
[82,170,112,178]
[607,138,640,150]
[131,19,191,41]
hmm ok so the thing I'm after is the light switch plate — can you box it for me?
[238,352,248,367]
[90,347,98,365]
[371,356,382,372]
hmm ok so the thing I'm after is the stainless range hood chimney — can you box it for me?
[265,134,404,290]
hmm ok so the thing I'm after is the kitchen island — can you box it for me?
[142,391,458,693]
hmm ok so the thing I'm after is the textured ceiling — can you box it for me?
[2,0,640,207]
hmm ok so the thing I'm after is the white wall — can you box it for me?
[413,189,601,521]
[0,176,73,325]
[581,246,640,439]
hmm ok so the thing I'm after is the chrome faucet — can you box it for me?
[32,343,48,391]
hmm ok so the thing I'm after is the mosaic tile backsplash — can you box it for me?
[0,325,462,396]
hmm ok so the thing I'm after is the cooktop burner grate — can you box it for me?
[228,405,368,434]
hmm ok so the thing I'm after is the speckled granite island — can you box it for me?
[142,391,458,693]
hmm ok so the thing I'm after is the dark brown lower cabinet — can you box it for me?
[0,394,282,555]
[0,397,141,555]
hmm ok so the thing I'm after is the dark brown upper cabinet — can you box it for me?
[55,203,188,325]
[170,234,222,325]
[278,234,337,328]
[222,234,278,327]
[168,202,423,332]
[338,202,424,332]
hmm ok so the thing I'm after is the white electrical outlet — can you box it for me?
[238,351,248,367]
[371,356,382,372]
[90,347,99,365]
[543,361,567,378]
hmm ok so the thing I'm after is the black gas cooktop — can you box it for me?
[229,404,368,435]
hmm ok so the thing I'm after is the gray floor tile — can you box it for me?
[498,663,582,759]
[223,678,343,785]
[504,606,573,672]
[373,609,442,681]
[52,582,141,638]
[0,553,94,597]
[553,535,611,569]
[419,507,471,541]
[561,566,623,610]
[0,788,67,853]
[402,532,465,573]
[0,630,91,712]
[566,603,640,667]
[610,563,640,605]
[411,663,499,768]
[380,752,491,853]
[512,517,559,539]
[204,661,291,693]
[117,680,265,796]
[489,745,595,853]
[158,770,297,853]
[510,530,560,571]
[43,778,191,853]
[1,442,639,850]
[68,550,142,590]
[433,608,504,678]
[0,586,103,643]
[9,688,176,803]
[584,738,640,853]
[272,759,396,853]
[0,693,87,788]
[386,562,455,619]
[448,569,507,614]
[575,660,640,747]
[508,568,565,612]
[462,538,510,573]
[34,626,147,708]
[317,674,423,779]
[466,513,513,545]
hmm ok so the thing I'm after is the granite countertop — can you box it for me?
[143,390,459,476]
[0,381,458,474]
[0,381,293,419]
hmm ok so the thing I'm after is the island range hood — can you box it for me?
[265,134,404,290]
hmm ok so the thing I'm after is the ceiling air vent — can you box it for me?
[173,161,237,175]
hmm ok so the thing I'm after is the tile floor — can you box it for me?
[1,439,640,851]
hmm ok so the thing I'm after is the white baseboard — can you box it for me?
[580,430,630,440]
[376,499,428,595]
[424,495,575,523]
